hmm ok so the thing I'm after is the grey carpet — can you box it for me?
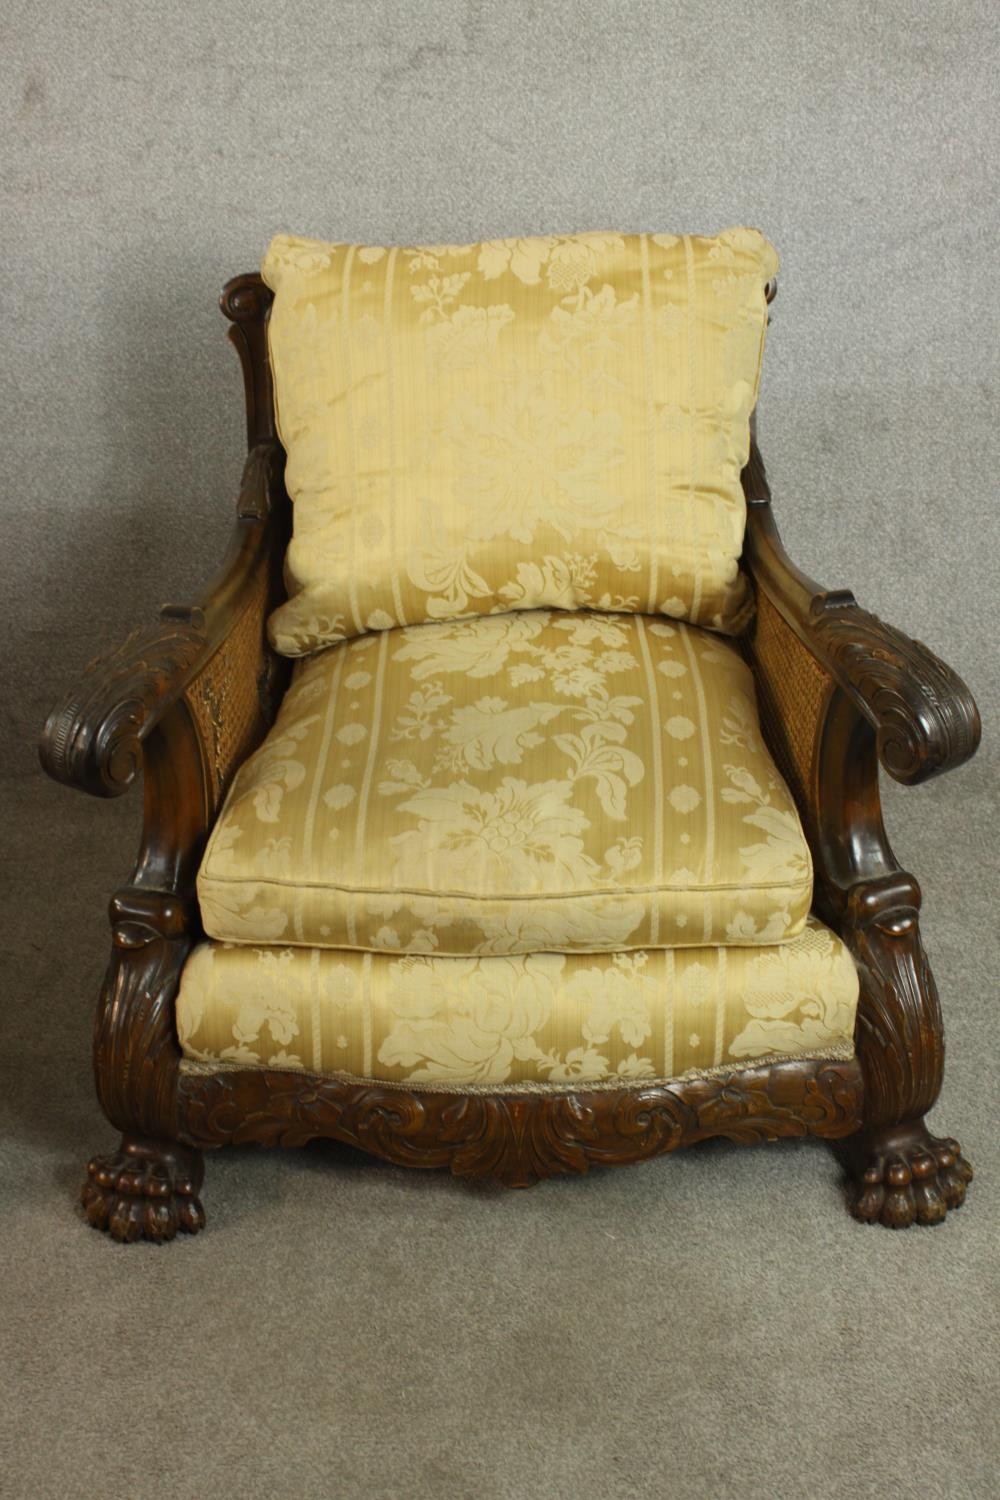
[2,3,998,1497]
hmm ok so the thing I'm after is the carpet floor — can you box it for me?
[2,749,997,1500]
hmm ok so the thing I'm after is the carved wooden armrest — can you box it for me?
[740,442,979,1219]
[741,445,980,795]
[40,440,288,804]
[798,596,979,786]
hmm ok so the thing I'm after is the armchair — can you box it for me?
[41,256,980,1242]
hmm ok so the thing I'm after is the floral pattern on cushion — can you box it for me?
[196,611,812,955]
[261,227,778,655]
[176,917,858,1087]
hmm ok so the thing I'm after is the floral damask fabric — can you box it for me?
[175,916,858,1087]
[197,610,813,955]
[261,227,778,656]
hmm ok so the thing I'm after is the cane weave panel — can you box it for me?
[185,567,274,809]
[746,589,832,822]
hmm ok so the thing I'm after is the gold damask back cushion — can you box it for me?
[262,227,778,657]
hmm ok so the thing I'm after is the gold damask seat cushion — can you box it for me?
[175,917,858,1088]
[261,226,778,656]
[196,610,813,955]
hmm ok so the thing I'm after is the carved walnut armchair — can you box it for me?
[41,234,980,1243]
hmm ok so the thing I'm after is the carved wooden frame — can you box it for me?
[741,432,978,1227]
[40,275,978,1241]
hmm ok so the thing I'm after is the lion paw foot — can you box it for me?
[80,1137,205,1243]
[851,1125,972,1228]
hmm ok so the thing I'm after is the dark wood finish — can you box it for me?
[743,488,980,788]
[40,620,206,799]
[39,272,980,1240]
[41,282,289,1239]
[742,441,979,1226]
[40,439,288,807]
[177,1056,862,1188]
[81,1135,205,1244]
[220,274,278,450]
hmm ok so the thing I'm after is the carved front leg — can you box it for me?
[81,1136,205,1243]
[82,887,206,1242]
[850,1123,972,1228]
[843,875,972,1227]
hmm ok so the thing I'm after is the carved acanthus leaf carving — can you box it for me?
[95,888,192,1139]
[40,620,206,797]
[842,874,944,1130]
[177,1059,863,1189]
[810,599,980,785]
[236,440,283,521]
[840,866,972,1229]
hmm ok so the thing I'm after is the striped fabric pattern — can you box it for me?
[196,611,813,956]
[261,227,779,657]
[175,916,858,1088]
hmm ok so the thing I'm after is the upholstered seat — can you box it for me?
[197,610,813,955]
[177,916,858,1087]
